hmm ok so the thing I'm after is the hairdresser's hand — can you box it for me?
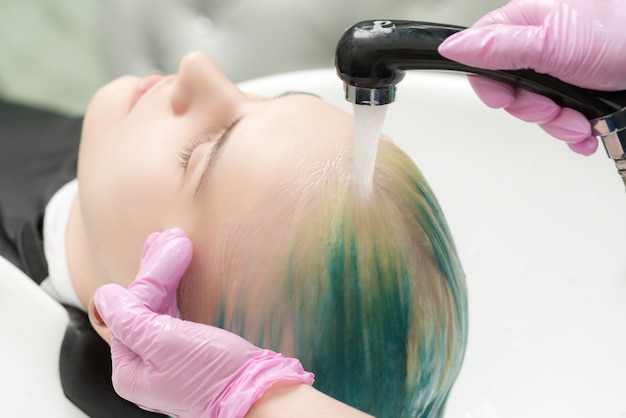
[439,0,626,156]
[93,228,314,418]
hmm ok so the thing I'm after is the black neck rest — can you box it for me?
[60,306,167,418]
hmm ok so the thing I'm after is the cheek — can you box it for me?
[176,235,226,325]
[77,127,186,284]
[78,78,198,286]
[83,75,139,134]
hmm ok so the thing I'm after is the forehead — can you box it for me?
[247,94,354,142]
[222,94,354,182]
[197,94,353,224]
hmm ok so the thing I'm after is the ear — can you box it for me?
[87,297,112,344]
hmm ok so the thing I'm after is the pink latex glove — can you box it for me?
[93,227,314,418]
[438,0,626,156]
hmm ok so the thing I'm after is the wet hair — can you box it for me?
[199,139,467,417]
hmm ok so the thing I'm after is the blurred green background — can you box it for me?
[0,0,105,114]
[0,0,507,115]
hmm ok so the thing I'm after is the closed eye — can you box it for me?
[181,91,317,167]
[194,117,242,195]
[272,90,321,99]
[179,134,213,171]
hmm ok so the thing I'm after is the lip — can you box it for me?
[129,73,165,110]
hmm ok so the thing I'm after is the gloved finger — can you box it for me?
[467,75,516,108]
[94,283,167,357]
[469,76,562,124]
[139,227,187,262]
[567,136,598,156]
[438,23,544,71]
[128,228,193,316]
[503,88,560,124]
[468,74,597,156]
[539,107,592,144]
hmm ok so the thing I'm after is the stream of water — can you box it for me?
[351,104,388,194]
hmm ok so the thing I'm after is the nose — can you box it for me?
[170,51,244,116]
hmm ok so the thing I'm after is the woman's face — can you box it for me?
[78,51,354,324]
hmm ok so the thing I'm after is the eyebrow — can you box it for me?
[194,117,242,196]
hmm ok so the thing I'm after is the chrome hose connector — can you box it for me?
[593,107,626,190]
[345,84,396,106]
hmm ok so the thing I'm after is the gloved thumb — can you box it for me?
[93,283,162,356]
[438,23,545,72]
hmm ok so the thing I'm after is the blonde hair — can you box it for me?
[193,139,467,417]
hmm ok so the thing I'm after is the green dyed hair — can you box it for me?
[217,139,467,417]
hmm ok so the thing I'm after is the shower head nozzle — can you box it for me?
[335,20,463,106]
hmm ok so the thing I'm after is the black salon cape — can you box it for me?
[0,99,165,418]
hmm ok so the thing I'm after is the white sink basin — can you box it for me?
[2,69,624,417]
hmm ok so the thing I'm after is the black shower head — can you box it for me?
[335,19,626,118]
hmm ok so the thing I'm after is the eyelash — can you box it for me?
[179,135,211,170]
